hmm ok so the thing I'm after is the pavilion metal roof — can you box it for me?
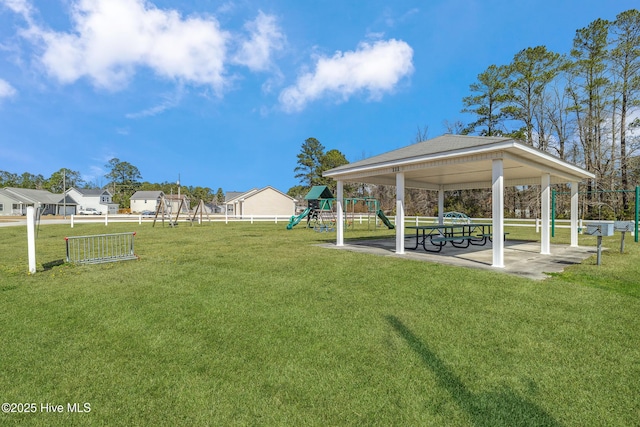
[324,135,594,190]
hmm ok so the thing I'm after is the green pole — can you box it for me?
[635,186,639,243]
[551,189,556,238]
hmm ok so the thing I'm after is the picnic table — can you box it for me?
[406,223,494,252]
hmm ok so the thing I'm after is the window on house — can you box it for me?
[0,204,3,212]
[12,204,18,209]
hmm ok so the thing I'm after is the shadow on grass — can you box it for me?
[386,315,561,427]
[42,259,65,270]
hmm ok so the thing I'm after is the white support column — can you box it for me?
[27,206,36,274]
[336,180,344,247]
[541,173,551,255]
[438,187,444,225]
[570,181,579,247]
[396,172,405,254]
[492,159,504,268]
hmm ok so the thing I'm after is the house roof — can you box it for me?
[225,186,295,204]
[304,185,334,200]
[225,190,251,203]
[69,187,111,196]
[324,134,595,190]
[130,191,164,200]
[225,189,258,204]
[0,188,23,202]
[3,187,69,205]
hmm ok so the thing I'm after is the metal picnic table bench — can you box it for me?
[406,223,499,253]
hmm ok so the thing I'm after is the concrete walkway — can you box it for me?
[320,238,597,280]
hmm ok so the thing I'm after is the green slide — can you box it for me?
[286,207,312,229]
[377,209,395,229]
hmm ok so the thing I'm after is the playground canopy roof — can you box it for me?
[323,134,594,190]
[305,186,334,200]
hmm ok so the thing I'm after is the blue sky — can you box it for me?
[0,0,637,193]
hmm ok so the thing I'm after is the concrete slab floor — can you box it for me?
[319,238,598,280]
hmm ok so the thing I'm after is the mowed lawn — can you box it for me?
[1,221,639,426]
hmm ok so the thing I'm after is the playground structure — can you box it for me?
[152,195,210,227]
[286,186,394,231]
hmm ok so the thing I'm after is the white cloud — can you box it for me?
[0,0,33,18]
[279,39,414,112]
[0,78,17,98]
[125,82,185,118]
[125,103,170,119]
[34,0,230,92]
[232,11,285,72]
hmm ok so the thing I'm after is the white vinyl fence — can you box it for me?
[66,213,580,233]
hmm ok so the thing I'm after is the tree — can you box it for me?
[105,158,142,187]
[17,172,46,189]
[413,125,429,143]
[504,46,563,149]
[546,81,575,160]
[461,64,510,136]
[442,120,465,135]
[189,186,214,207]
[0,171,19,187]
[294,137,326,187]
[287,185,309,201]
[105,158,142,208]
[317,149,349,191]
[567,17,611,214]
[610,9,640,211]
[44,168,83,193]
[216,188,225,204]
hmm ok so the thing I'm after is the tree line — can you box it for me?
[1,158,224,209]
[291,10,640,220]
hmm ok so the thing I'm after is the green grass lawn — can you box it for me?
[1,222,639,426]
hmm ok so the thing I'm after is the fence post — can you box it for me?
[633,185,640,243]
[535,218,540,233]
[105,213,108,226]
[71,214,74,228]
[139,214,142,225]
[27,206,36,274]
[551,189,556,238]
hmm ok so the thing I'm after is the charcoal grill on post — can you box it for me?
[585,222,614,266]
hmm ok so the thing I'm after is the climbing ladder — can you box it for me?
[311,209,336,232]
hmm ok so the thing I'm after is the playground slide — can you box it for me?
[377,209,395,229]
[286,207,312,229]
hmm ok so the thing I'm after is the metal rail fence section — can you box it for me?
[65,232,138,265]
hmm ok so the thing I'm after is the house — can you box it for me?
[225,186,296,217]
[0,189,26,215]
[0,187,77,216]
[130,191,164,213]
[66,187,119,214]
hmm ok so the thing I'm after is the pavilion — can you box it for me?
[323,134,595,268]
